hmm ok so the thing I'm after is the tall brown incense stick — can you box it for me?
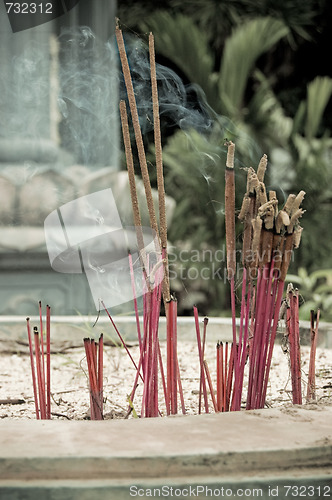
[119,99,149,278]
[225,141,238,389]
[225,141,236,280]
[116,26,159,239]
[149,33,166,250]
[119,100,143,234]
[149,32,170,302]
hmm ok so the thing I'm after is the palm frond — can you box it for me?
[305,76,332,141]
[219,17,289,117]
[139,12,217,107]
[248,70,293,146]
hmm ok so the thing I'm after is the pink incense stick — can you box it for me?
[198,317,208,413]
[216,343,221,411]
[223,342,228,411]
[176,356,186,415]
[157,340,168,409]
[102,301,143,380]
[128,253,142,350]
[194,306,209,413]
[46,305,51,419]
[204,360,218,412]
[98,334,104,417]
[34,328,46,419]
[38,301,46,405]
[261,278,285,405]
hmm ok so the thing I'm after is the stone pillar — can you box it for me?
[57,0,119,168]
[0,2,52,140]
[0,2,120,315]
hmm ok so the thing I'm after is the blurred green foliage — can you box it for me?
[286,269,332,321]
[117,0,332,319]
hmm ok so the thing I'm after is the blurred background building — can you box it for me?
[0,1,118,315]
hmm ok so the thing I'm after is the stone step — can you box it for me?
[0,407,331,499]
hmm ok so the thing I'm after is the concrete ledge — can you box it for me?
[1,407,331,498]
[1,407,331,481]
[1,315,332,347]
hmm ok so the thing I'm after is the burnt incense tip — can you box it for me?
[226,141,235,169]
[26,317,30,321]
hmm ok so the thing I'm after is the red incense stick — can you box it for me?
[98,334,104,415]
[38,301,46,399]
[226,343,235,411]
[204,360,218,412]
[216,343,221,411]
[26,318,39,419]
[128,253,142,350]
[194,306,209,413]
[198,317,208,413]
[34,327,46,419]
[46,305,51,419]
[102,301,143,380]
[307,309,320,401]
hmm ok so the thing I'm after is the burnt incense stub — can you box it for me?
[225,148,306,410]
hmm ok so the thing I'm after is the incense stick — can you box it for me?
[198,317,208,413]
[225,141,238,402]
[307,309,320,401]
[203,360,218,412]
[84,336,103,420]
[149,32,170,303]
[46,305,51,419]
[194,306,209,413]
[34,327,46,419]
[119,100,150,285]
[26,318,39,419]
[116,26,159,238]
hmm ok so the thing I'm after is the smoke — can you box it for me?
[118,33,214,135]
[0,41,50,139]
[58,27,119,166]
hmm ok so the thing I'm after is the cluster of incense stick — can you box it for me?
[224,141,306,410]
[26,302,51,419]
[215,341,235,412]
[84,335,104,420]
[194,308,233,414]
[307,309,320,401]
[114,25,185,417]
